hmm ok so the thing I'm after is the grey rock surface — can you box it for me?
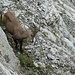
[0,27,22,75]
[0,0,75,75]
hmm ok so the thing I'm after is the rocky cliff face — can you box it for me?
[0,27,22,75]
[0,0,75,75]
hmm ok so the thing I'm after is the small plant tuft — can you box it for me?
[33,72,38,75]
[43,32,48,36]
[18,55,25,66]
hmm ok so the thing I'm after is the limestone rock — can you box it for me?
[0,0,75,74]
[0,27,21,75]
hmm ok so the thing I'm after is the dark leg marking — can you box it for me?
[14,39,18,49]
[18,39,23,53]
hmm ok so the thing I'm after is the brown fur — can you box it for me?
[2,11,33,39]
[2,11,34,53]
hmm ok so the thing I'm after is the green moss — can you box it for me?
[23,51,30,57]
[46,65,54,71]
[18,51,34,68]
[19,3,21,5]
[43,32,48,36]
[12,0,17,4]
[41,24,45,28]
[19,20,21,22]
[55,17,60,23]
[18,55,25,66]
[0,11,2,14]
[33,72,38,75]
[25,11,33,16]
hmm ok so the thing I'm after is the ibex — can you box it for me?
[1,11,40,53]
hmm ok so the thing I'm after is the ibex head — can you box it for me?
[31,25,40,42]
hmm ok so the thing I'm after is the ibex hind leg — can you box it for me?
[14,39,18,50]
[18,39,23,53]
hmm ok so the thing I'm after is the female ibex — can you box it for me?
[2,11,40,53]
